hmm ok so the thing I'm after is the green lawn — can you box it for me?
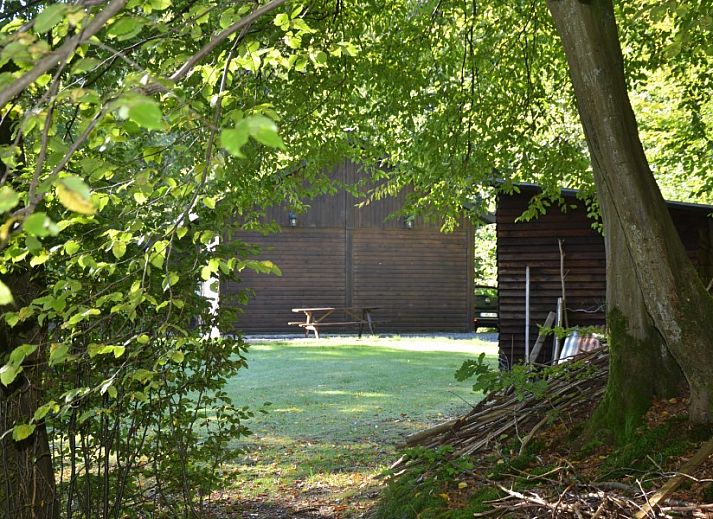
[220,335,498,516]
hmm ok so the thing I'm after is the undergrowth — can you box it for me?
[374,350,705,518]
[598,416,692,480]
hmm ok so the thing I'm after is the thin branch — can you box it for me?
[167,0,287,84]
[0,0,129,112]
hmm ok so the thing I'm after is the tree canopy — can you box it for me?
[2,0,713,515]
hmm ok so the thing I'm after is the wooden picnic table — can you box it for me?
[289,306,381,339]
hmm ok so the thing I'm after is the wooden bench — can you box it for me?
[289,307,383,338]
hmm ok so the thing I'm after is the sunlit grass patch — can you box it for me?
[220,334,497,515]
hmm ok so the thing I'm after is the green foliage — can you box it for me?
[473,224,496,286]
[0,0,362,513]
[465,487,504,515]
[456,352,598,406]
[374,467,445,519]
[2,0,713,513]
[455,353,547,401]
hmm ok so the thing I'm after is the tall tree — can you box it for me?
[0,0,354,514]
[546,0,713,428]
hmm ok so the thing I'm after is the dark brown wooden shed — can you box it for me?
[497,184,713,367]
[223,161,475,334]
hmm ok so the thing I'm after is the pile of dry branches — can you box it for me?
[398,348,608,462]
[476,484,713,518]
[389,347,713,517]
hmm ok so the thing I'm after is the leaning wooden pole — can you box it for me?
[558,239,569,328]
[525,265,531,363]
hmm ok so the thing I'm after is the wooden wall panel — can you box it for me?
[226,226,473,333]
[224,161,474,334]
[352,229,471,332]
[496,191,605,367]
[224,229,346,332]
[262,165,347,228]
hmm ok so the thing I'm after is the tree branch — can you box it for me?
[0,0,129,112]
[167,0,287,84]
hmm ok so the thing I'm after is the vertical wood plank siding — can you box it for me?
[224,162,474,333]
[352,229,470,331]
[225,229,347,331]
[497,186,713,367]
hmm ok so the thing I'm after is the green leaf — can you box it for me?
[0,186,20,213]
[170,350,185,363]
[9,344,37,365]
[29,251,49,267]
[60,175,91,199]
[118,94,163,130]
[34,4,67,34]
[66,308,100,327]
[220,126,249,157]
[132,369,154,383]
[56,183,96,215]
[64,240,80,255]
[129,101,163,130]
[12,423,35,441]
[150,0,171,10]
[33,401,58,423]
[112,241,127,259]
[49,343,70,366]
[149,251,164,269]
[313,50,328,65]
[246,116,285,149]
[23,212,57,237]
[4,313,19,327]
[88,344,125,358]
[162,271,179,290]
[107,16,144,41]
[0,364,21,386]
[70,57,101,75]
[0,280,13,305]
[274,12,289,29]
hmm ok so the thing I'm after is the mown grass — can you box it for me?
[221,335,498,514]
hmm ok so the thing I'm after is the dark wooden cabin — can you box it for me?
[223,161,475,333]
[497,184,713,367]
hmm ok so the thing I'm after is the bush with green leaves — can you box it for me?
[0,0,359,514]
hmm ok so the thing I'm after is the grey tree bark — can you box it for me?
[546,0,713,426]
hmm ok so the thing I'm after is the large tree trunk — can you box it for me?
[589,181,685,439]
[0,100,58,518]
[0,275,58,519]
[547,0,713,427]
